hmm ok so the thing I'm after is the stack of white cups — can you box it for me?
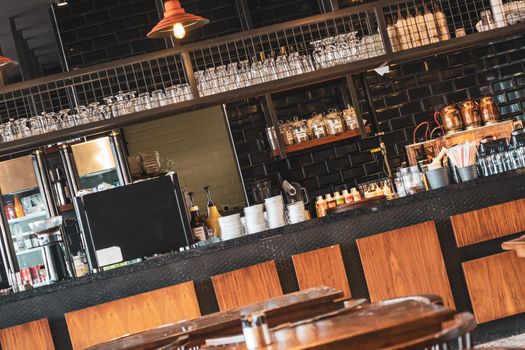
[218,214,244,240]
[286,201,306,224]
[264,195,287,229]
[244,204,268,234]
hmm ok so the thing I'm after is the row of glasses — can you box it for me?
[0,83,194,143]
[195,50,315,97]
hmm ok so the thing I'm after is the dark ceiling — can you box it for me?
[0,0,62,78]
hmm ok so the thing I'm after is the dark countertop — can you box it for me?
[2,168,525,307]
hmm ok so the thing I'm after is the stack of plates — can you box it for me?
[264,195,287,229]
[218,214,244,240]
[287,201,307,224]
[244,204,268,234]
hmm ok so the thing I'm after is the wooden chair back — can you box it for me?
[0,318,55,350]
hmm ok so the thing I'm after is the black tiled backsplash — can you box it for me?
[355,34,525,169]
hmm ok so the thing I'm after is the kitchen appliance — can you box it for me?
[479,96,500,125]
[0,153,71,289]
[281,180,310,205]
[436,105,463,135]
[75,174,191,270]
[459,100,482,130]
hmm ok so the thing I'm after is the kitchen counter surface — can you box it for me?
[1,169,525,349]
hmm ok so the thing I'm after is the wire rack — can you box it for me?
[382,0,525,52]
[187,9,385,97]
[0,53,188,143]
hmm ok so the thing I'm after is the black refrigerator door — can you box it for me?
[80,175,191,268]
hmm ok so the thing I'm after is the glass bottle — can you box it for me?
[188,192,209,242]
[204,186,221,239]
[14,196,25,218]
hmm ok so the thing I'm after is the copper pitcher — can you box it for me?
[437,105,462,135]
[479,96,500,125]
[459,100,482,130]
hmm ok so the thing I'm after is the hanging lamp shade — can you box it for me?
[147,0,209,39]
[0,56,17,70]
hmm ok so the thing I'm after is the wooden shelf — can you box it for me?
[273,126,370,157]
[57,203,74,213]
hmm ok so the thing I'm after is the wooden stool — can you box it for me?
[211,260,283,311]
[0,318,55,350]
[292,245,351,300]
[65,281,201,349]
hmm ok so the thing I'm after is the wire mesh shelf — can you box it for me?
[382,0,525,53]
[0,53,189,144]
[187,9,385,97]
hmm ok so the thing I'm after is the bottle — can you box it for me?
[204,186,221,238]
[315,196,328,218]
[415,9,430,46]
[14,196,25,218]
[351,188,362,202]
[406,13,422,48]
[188,192,209,242]
[387,18,401,52]
[52,168,70,206]
[433,4,450,41]
[342,189,353,204]
[395,13,412,50]
[334,192,344,206]
[325,194,336,208]
[424,5,440,43]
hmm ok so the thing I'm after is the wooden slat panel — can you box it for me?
[212,261,283,311]
[450,198,525,247]
[357,221,455,308]
[65,281,200,350]
[0,318,55,350]
[462,251,525,323]
[292,245,352,299]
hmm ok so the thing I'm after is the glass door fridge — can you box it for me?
[0,152,70,290]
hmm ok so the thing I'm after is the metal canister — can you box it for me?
[439,105,463,134]
[265,127,278,151]
[459,100,482,130]
[479,96,500,125]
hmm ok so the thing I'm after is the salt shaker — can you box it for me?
[241,312,272,349]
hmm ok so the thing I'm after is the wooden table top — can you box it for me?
[502,235,525,257]
[88,286,343,350]
[207,300,456,350]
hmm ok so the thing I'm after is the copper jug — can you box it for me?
[437,105,463,135]
[459,100,482,130]
[479,96,500,125]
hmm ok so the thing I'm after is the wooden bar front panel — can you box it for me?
[292,245,352,299]
[65,281,201,350]
[212,260,283,311]
[463,251,525,323]
[0,318,55,350]
[357,221,455,308]
[450,198,525,247]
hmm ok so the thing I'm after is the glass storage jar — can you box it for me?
[325,109,345,136]
[342,105,358,130]
[278,121,295,146]
[291,119,310,144]
[307,113,327,139]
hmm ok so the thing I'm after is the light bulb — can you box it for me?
[173,23,186,39]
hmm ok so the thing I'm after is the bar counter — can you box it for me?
[2,170,525,349]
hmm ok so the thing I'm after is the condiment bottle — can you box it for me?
[325,194,336,208]
[204,186,221,239]
[351,188,362,202]
[14,196,25,218]
[406,13,422,47]
[415,9,430,46]
[188,192,209,242]
[315,196,328,218]
[334,192,344,206]
[395,13,412,50]
[342,189,354,204]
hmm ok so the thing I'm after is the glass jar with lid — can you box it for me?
[291,118,310,144]
[307,113,327,139]
[278,121,295,146]
[325,109,345,136]
[342,105,358,130]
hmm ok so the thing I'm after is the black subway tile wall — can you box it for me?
[354,34,525,169]
[55,0,166,67]
[225,80,385,205]
[246,0,322,28]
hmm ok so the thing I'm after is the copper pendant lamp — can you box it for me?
[148,0,209,39]
[0,56,17,70]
